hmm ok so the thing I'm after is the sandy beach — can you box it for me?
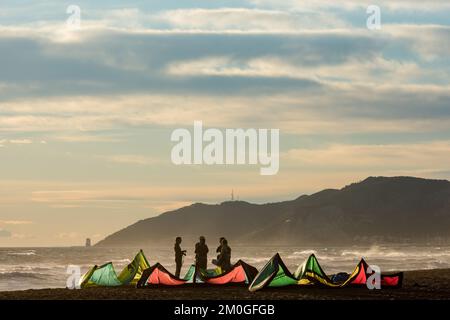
[1,269,449,300]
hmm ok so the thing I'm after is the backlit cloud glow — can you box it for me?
[0,0,449,246]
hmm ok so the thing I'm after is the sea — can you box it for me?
[1,245,450,291]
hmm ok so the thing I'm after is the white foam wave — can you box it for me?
[7,250,36,256]
[291,250,317,256]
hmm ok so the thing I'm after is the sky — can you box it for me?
[1,0,450,246]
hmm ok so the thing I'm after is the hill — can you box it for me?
[96,176,450,246]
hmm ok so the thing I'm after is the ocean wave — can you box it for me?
[291,250,317,255]
[0,263,67,274]
[7,250,36,256]
[234,256,271,263]
[287,250,318,259]
[341,250,408,258]
[340,247,450,260]
[0,271,47,280]
[111,259,131,264]
[340,245,408,258]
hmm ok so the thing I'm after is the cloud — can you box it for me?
[2,83,450,136]
[284,141,450,172]
[0,220,33,225]
[385,24,450,61]
[159,8,348,31]
[250,0,450,12]
[0,23,447,107]
[8,139,33,144]
[0,229,12,237]
[56,232,80,239]
[97,154,158,166]
[0,22,447,108]
[166,54,438,86]
[0,138,36,147]
[53,134,123,143]
[29,180,301,206]
[11,233,35,239]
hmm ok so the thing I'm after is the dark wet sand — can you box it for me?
[1,269,449,300]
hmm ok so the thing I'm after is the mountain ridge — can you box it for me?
[96,176,450,247]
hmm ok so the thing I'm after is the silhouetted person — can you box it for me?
[217,239,232,272]
[174,237,186,278]
[195,236,209,270]
[212,237,225,269]
[216,237,225,254]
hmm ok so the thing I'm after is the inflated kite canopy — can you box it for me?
[202,260,258,285]
[249,253,298,292]
[79,262,122,288]
[137,260,258,287]
[182,264,220,284]
[137,263,186,287]
[344,258,403,288]
[117,249,151,285]
[295,254,339,287]
[79,249,150,288]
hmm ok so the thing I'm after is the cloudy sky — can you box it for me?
[1,0,450,246]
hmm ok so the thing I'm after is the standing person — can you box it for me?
[217,239,232,272]
[216,237,225,255]
[174,237,186,278]
[195,236,209,270]
[212,237,225,269]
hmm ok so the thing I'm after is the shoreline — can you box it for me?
[1,269,450,300]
